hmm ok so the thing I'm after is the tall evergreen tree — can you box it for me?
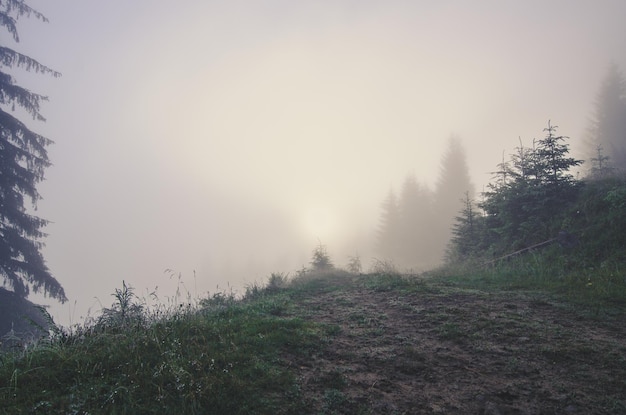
[535,121,583,187]
[489,138,541,246]
[397,174,435,268]
[433,136,474,259]
[480,122,582,250]
[588,144,614,180]
[376,188,401,262]
[509,137,538,184]
[0,0,65,301]
[587,63,626,173]
[446,191,480,263]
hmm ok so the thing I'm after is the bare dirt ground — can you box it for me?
[286,277,626,414]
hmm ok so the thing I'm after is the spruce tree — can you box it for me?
[433,136,474,260]
[587,63,626,173]
[480,122,582,251]
[397,174,435,269]
[535,121,583,187]
[589,144,613,180]
[310,243,333,271]
[446,191,480,263]
[376,188,401,261]
[0,0,65,301]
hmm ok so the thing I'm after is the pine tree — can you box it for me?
[310,243,333,271]
[376,188,401,261]
[397,174,435,269]
[446,191,480,263]
[589,144,614,180]
[535,121,583,187]
[480,122,582,251]
[0,0,65,301]
[509,137,538,185]
[532,122,583,236]
[433,136,474,260]
[587,63,626,173]
[491,151,511,190]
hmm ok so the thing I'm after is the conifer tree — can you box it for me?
[509,137,538,184]
[376,188,401,261]
[435,136,474,207]
[310,243,333,271]
[531,122,583,235]
[397,174,435,269]
[587,63,626,173]
[492,151,510,189]
[446,191,480,263]
[589,144,613,180]
[536,121,583,187]
[433,136,474,260]
[480,122,582,250]
[0,0,65,301]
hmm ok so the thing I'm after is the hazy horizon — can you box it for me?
[10,0,626,326]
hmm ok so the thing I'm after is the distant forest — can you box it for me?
[375,63,626,270]
[375,136,473,270]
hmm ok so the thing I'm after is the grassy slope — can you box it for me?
[1,270,625,414]
[0,285,331,414]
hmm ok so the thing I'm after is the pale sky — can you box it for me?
[11,0,626,326]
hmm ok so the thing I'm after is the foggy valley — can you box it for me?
[2,1,626,326]
[5,1,626,412]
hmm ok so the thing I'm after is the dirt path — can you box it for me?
[287,278,626,414]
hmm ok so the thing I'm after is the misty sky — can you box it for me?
[12,1,626,325]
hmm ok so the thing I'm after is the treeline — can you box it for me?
[586,62,626,177]
[448,121,583,262]
[377,62,626,270]
[375,136,474,270]
[448,63,626,266]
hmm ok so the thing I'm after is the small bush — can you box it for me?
[369,258,400,276]
[266,272,289,292]
[346,254,362,274]
[310,243,334,271]
[96,281,146,329]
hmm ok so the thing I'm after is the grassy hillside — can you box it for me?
[1,269,625,414]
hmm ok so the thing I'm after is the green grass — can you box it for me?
[430,247,626,316]
[0,282,329,415]
[2,261,626,414]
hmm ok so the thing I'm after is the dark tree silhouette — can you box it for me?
[509,137,537,184]
[0,0,65,301]
[446,191,480,262]
[536,121,583,187]
[480,122,582,250]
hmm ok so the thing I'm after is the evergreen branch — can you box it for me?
[0,47,61,77]
[1,0,49,24]
[0,10,19,41]
[0,73,48,120]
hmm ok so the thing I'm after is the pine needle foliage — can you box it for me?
[444,122,626,306]
[453,121,584,260]
[0,0,64,301]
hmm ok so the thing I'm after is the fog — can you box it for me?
[15,1,626,326]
